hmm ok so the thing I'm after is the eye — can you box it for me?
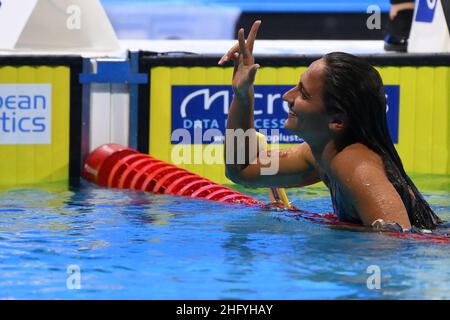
[298,88,307,100]
[298,83,309,100]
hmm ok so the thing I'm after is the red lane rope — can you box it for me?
[118,158,154,189]
[83,144,265,206]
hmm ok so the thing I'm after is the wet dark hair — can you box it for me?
[322,52,442,230]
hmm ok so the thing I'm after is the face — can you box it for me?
[283,58,331,142]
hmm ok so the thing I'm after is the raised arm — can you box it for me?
[221,21,321,188]
[222,20,260,152]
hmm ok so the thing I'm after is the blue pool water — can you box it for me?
[0,177,449,300]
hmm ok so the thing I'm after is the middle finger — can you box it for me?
[246,20,261,54]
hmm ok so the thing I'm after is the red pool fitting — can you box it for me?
[83,144,264,206]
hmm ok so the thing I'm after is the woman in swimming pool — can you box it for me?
[221,21,442,231]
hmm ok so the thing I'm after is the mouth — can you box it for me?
[288,105,297,118]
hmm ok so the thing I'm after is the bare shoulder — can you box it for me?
[330,143,384,178]
[329,143,411,229]
[329,143,391,192]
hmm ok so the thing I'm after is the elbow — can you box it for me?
[225,165,243,184]
[225,165,261,188]
[225,165,252,186]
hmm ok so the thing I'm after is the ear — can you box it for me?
[328,114,347,132]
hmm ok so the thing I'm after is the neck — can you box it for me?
[307,133,352,171]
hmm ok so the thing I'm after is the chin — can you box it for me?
[284,119,298,133]
[284,119,293,131]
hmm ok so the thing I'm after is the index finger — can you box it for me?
[246,20,261,54]
[224,43,239,60]
[238,28,250,63]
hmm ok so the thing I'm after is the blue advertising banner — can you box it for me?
[415,0,438,23]
[385,85,399,144]
[172,85,400,144]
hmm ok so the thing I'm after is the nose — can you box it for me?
[282,86,297,104]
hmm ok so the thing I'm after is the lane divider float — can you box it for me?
[83,144,263,206]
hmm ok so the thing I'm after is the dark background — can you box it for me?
[236,12,390,40]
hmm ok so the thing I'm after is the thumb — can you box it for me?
[248,64,260,83]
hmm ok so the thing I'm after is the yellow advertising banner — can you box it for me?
[0,65,72,188]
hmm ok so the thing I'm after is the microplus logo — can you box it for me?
[172,85,400,145]
[172,85,302,144]
[0,84,51,144]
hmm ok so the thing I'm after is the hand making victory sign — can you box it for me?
[218,20,261,99]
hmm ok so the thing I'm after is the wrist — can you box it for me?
[233,87,254,103]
